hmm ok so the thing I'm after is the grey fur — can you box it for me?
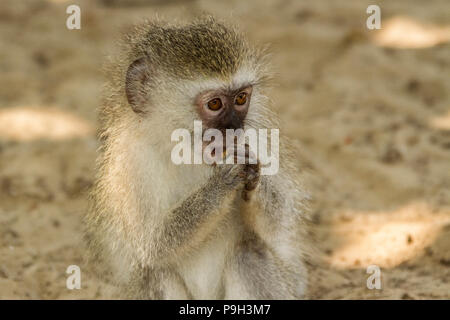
[84,17,310,299]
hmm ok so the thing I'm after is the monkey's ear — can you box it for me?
[125,57,150,114]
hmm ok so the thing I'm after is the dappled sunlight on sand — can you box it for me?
[0,106,94,141]
[326,202,450,269]
[372,16,450,49]
[430,111,450,131]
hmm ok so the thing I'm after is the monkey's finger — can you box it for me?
[245,160,260,179]
[232,148,257,165]
[247,159,260,171]
[244,143,258,164]
[244,169,260,190]
[245,179,259,191]
[244,161,260,191]
[246,170,259,183]
[232,152,248,165]
[241,190,251,201]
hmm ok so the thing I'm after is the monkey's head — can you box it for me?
[121,17,272,147]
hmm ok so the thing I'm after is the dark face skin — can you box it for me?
[195,85,253,132]
[195,85,259,199]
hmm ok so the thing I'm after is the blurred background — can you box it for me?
[0,0,449,299]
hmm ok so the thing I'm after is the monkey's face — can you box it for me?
[195,85,252,132]
[124,54,269,160]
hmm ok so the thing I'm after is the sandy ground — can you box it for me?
[0,0,449,299]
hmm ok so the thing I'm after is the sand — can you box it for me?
[0,0,449,299]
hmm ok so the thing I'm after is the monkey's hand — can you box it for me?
[241,143,260,201]
[215,163,247,188]
[232,143,260,201]
[216,162,259,202]
[215,143,253,182]
[242,160,260,201]
[214,144,260,200]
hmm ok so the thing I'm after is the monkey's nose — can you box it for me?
[224,110,243,130]
[227,120,242,130]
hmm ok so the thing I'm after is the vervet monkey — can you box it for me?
[84,17,310,299]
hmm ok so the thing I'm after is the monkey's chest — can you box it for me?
[177,222,236,299]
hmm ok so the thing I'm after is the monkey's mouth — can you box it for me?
[210,149,226,160]
[202,134,249,165]
[202,132,238,150]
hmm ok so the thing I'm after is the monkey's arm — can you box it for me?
[240,167,308,260]
[232,169,309,299]
[238,143,307,248]
[150,165,242,265]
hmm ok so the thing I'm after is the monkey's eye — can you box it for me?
[207,98,223,111]
[235,92,247,106]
